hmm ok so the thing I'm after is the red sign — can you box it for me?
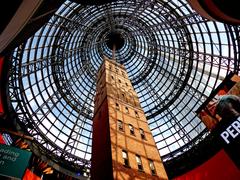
[0,134,5,144]
[23,169,41,180]
[0,56,4,114]
[174,149,240,180]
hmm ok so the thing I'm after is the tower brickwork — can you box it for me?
[91,57,168,180]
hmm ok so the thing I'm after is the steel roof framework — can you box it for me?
[7,0,240,171]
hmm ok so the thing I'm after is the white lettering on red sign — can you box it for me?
[220,117,240,144]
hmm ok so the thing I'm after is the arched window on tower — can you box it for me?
[117,120,123,131]
[121,93,126,102]
[148,159,156,175]
[129,124,135,135]
[136,155,143,171]
[139,128,146,140]
[135,111,139,118]
[122,150,129,167]
[116,103,120,110]
[125,106,129,114]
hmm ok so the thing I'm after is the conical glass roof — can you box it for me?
[8,0,240,170]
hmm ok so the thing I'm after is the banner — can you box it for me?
[216,116,240,168]
[197,73,240,130]
[0,56,4,115]
[0,144,32,179]
[174,149,240,180]
[23,169,41,180]
[0,134,5,144]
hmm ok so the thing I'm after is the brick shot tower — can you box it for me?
[91,57,168,180]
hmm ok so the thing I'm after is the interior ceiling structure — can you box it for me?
[8,0,240,170]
